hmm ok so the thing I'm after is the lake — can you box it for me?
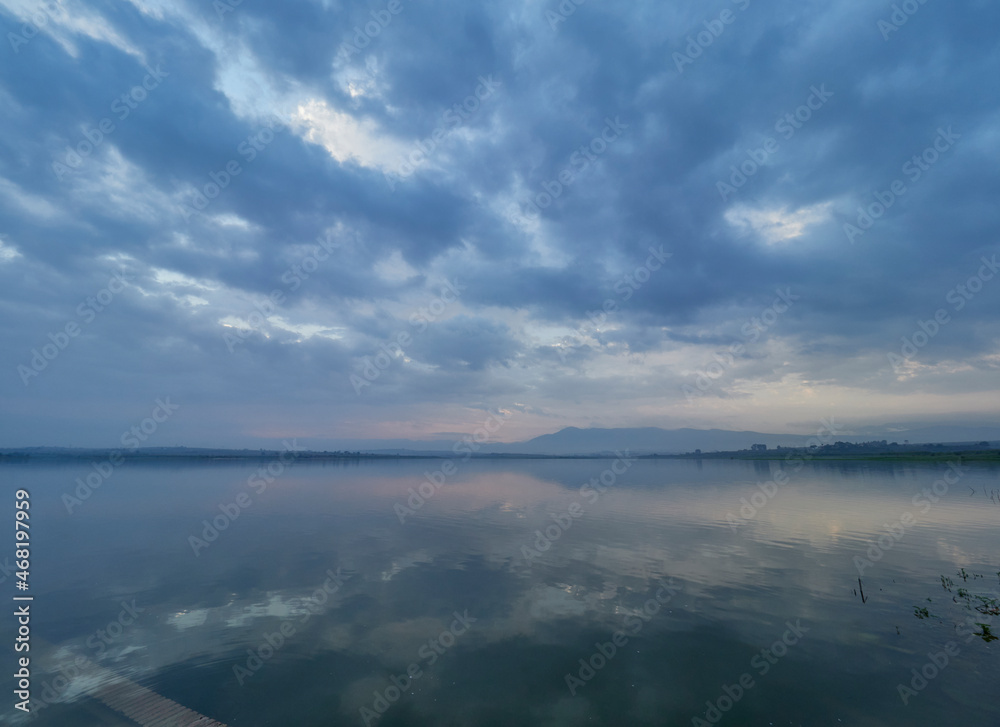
[2,456,998,726]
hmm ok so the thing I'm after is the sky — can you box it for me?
[1,0,998,448]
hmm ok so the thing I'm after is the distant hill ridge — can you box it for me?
[475,425,998,455]
[5,424,999,457]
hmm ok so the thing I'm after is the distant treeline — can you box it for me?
[0,448,397,461]
[662,440,999,461]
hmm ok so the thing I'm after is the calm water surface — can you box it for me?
[1,457,998,726]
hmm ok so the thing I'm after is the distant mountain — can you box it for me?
[271,427,851,456]
[475,427,850,455]
[481,425,1000,456]
[5,424,998,458]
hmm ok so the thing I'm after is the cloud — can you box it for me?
[0,0,998,446]
[1,0,144,60]
[724,202,833,244]
[292,98,408,169]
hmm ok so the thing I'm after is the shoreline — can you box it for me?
[1,450,998,463]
